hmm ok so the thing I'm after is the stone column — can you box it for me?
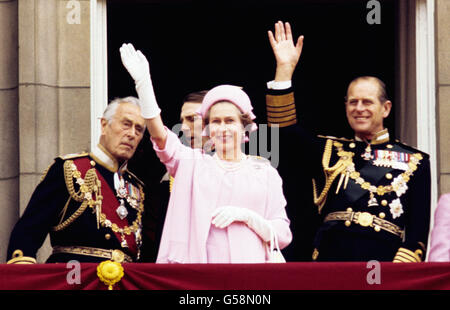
[18,0,90,262]
[0,0,19,263]
[436,0,450,196]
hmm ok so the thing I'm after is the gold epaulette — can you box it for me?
[266,92,297,127]
[59,152,90,161]
[7,250,37,264]
[317,135,354,142]
[393,140,429,159]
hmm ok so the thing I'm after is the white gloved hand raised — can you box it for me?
[120,43,161,119]
[211,206,272,242]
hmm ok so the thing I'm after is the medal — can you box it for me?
[117,186,127,198]
[368,192,379,207]
[389,198,404,219]
[116,199,128,220]
[120,235,128,248]
[361,144,374,161]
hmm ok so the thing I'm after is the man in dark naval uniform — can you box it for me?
[7,97,147,264]
[265,21,431,262]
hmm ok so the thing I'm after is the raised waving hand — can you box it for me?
[120,43,167,148]
[268,21,304,81]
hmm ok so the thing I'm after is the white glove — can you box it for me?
[120,43,161,119]
[211,206,272,242]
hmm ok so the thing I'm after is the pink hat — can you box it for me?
[196,85,258,134]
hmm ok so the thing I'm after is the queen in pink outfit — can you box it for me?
[428,193,450,261]
[120,43,292,263]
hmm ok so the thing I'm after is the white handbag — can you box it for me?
[265,225,286,263]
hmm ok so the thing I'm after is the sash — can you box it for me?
[73,157,138,256]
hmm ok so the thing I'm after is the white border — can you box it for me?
[90,0,108,151]
[416,0,438,257]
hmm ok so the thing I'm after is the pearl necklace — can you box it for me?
[213,153,248,172]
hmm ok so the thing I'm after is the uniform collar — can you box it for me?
[355,128,389,145]
[90,143,127,173]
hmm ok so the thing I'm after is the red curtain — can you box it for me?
[1,263,450,290]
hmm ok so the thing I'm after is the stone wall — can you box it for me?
[0,0,91,263]
[0,0,19,263]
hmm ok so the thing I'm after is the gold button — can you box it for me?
[345,220,351,227]
[347,207,353,212]
[349,143,356,149]
[357,212,374,227]
[105,234,111,240]
[379,212,386,219]
[387,144,393,149]
[90,160,96,167]
[385,173,393,180]
[381,200,388,207]
[374,225,381,232]
[111,249,125,263]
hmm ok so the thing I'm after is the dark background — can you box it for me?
[106,0,397,261]
[107,0,396,136]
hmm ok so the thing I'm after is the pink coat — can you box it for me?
[429,193,450,261]
[153,128,292,263]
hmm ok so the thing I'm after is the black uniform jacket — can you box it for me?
[266,87,431,262]
[7,148,144,263]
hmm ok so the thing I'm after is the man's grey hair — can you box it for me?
[102,96,142,124]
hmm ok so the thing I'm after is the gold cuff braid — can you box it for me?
[266,93,297,127]
[393,247,423,263]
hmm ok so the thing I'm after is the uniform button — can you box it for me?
[387,144,393,149]
[345,220,351,227]
[347,207,353,212]
[385,173,393,180]
[105,234,111,240]
[349,143,356,149]
[374,225,381,232]
[381,200,388,207]
[379,212,386,219]
[90,160,96,167]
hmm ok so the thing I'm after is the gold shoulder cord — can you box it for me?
[53,160,102,231]
[313,139,354,214]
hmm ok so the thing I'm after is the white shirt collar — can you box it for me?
[355,128,389,145]
[90,144,123,173]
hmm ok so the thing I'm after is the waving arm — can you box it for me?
[120,43,167,149]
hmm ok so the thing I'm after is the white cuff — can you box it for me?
[267,80,292,90]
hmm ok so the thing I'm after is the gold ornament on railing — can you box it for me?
[97,260,124,290]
